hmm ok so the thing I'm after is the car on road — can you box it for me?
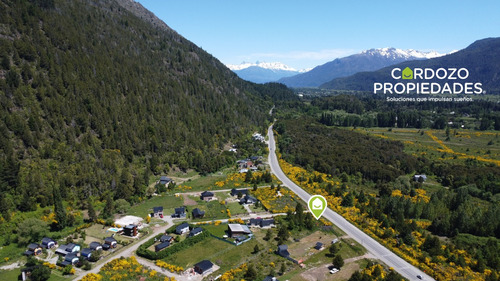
[330,268,339,274]
[417,275,423,279]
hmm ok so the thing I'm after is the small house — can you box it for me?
[172,207,186,218]
[227,224,251,237]
[55,244,69,256]
[200,191,214,201]
[104,237,117,249]
[413,174,427,182]
[159,176,173,186]
[89,242,103,251]
[192,208,205,219]
[314,242,323,250]
[41,237,56,249]
[175,222,190,235]
[152,206,164,218]
[62,253,79,266]
[194,260,214,275]
[81,248,92,260]
[231,188,249,197]
[261,218,275,228]
[277,244,290,258]
[65,243,81,253]
[123,224,138,237]
[160,235,174,243]
[248,218,262,227]
[189,227,203,237]
[155,241,170,252]
[263,277,279,281]
[24,243,42,256]
[240,195,257,205]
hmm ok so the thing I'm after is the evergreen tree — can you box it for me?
[87,198,97,223]
[245,264,257,280]
[101,192,114,219]
[332,254,344,268]
[53,186,66,230]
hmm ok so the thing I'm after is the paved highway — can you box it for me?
[267,124,435,281]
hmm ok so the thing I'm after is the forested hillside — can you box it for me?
[0,0,294,215]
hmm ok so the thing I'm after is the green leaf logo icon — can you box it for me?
[402,67,413,79]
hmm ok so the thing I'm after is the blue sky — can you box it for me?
[137,0,500,70]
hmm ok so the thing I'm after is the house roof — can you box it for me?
[41,237,55,245]
[104,237,116,243]
[200,191,214,197]
[192,208,205,217]
[314,242,323,249]
[160,176,172,181]
[190,227,203,235]
[81,248,92,255]
[249,218,262,225]
[28,243,40,250]
[65,253,78,261]
[160,235,173,242]
[231,188,249,196]
[89,242,102,249]
[261,218,274,227]
[175,207,185,214]
[277,244,290,257]
[194,260,213,272]
[176,222,190,232]
[124,224,137,230]
[263,277,279,281]
[153,206,163,213]
[228,224,251,234]
[155,241,170,251]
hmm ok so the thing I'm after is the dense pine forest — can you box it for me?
[0,0,295,219]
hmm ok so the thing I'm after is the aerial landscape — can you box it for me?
[0,0,499,281]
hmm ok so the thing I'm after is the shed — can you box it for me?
[314,242,323,250]
[277,244,290,257]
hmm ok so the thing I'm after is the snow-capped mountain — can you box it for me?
[227,62,310,83]
[279,48,445,88]
[361,48,444,60]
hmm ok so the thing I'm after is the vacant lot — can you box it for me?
[127,195,183,217]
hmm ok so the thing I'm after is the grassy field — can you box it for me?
[357,128,500,165]
[127,195,184,218]
[0,267,71,281]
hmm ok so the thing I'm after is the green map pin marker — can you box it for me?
[308,195,327,220]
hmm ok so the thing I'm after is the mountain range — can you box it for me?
[278,48,444,87]
[321,37,500,93]
[227,62,309,83]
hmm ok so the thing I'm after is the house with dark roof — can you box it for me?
[200,191,214,201]
[160,235,174,243]
[227,224,252,237]
[55,243,80,256]
[155,241,170,252]
[41,237,56,249]
[192,208,205,219]
[172,206,186,218]
[263,277,279,281]
[103,237,117,250]
[231,188,249,197]
[159,176,173,185]
[152,206,164,218]
[59,253,79,267]
[314,242,323,250]
[89,242,103,251]
[123,224,138,237]
[175,222,190,235]
[24,243,42,256]
[261,218,275,228]
[81,248,92,260]
[240,195,257,205]
[189,227,203,237]
[277,245,290,258]
[194,260,214,275]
